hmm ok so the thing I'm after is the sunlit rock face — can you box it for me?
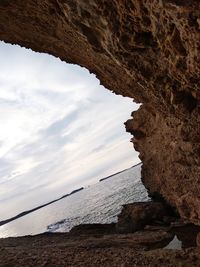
[0,1,199,223]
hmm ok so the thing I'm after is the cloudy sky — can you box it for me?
[0,41,139,219]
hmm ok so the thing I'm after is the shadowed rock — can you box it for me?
[116,202,175,233]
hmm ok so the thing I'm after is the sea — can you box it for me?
[0,164,149,238]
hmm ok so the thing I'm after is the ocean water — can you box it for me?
[0,164,149,238]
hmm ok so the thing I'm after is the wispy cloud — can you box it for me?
[0,41,139,219]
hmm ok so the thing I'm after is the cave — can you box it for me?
[0,0,200,266]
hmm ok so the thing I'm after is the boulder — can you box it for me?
[116,202,172,233]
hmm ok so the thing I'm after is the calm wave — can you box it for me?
[0,164,149,238]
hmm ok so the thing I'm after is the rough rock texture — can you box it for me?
[125,102,200,223]
[0,1,200,223]
[0,230,199,267]
[70,223,116,235]
[1,202,200,266]
[116,202,173,233]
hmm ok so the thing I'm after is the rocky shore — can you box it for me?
[1,201,200,266]
[0,1,199,266]
[0,0,199,224]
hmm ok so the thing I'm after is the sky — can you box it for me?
[0,41,139,219]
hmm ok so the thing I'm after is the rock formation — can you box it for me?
[0,228,198,267]
[0,202,200,266]
[0,1,199,224]
[116,202,174,233]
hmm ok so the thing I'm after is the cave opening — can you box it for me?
[0,41,145,237]
[0,1,200,265]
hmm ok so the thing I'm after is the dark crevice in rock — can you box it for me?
[149,192,180,218]
[173,91,198,113]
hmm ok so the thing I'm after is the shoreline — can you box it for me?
[0,163,141,227]
[99,162,141,182]
[0,187,84,227]
[0,201,199,266]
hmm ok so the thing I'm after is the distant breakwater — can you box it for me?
[99,162,141,182]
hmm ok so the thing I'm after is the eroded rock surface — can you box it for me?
[116,201,174,233]
[0,1,199,223]
[1,202,200,266]
[0,226,199,267]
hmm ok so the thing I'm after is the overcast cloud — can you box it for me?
[0,42,139,219]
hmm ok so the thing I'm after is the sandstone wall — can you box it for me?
[0,0,199,223]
